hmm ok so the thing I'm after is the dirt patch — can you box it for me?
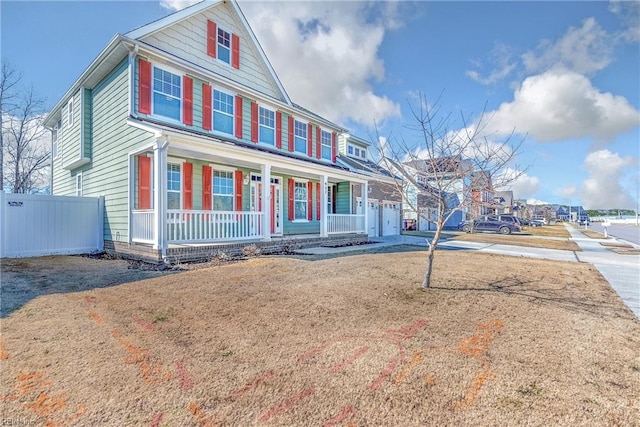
[578,229,609,239]
[1,251,639,426]
[452,233,579,251]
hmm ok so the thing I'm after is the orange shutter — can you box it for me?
[183,76,193,126]
[275,111,282,148]
[307,123,313,157]
[235,96,243,139]
[202,165,212,210]
[183,162,193,210]
[137,156,151,209]
[234,170,243,211]
[138,58,152,115]
[202,83,212,131]
[251,102,259,143]
[207,20,217,58]
[288,116,294,152]
[288,179,295,220]
[331,132,337,162]
[232,33,240,69]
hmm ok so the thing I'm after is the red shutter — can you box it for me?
[288,116,294,152]
[251,102,259,143]
[232,33,240,69]
[137,156,151,209]
[275,111,282,148]
[307,182,313,221]
[183,162,193,210]
[207,20,217,58]
[316,182,321,220]
[288,179,295,220]
[235,96,243,139]
[202,83,212,131]
[307,123,313,157]
[331,132,337,163]
[316,127,321,159]
[234,170,243,211]
[183,76,193,126]
[202,165,212,210]
[138,58,152,115]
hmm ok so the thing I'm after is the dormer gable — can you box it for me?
[338,133,370,161]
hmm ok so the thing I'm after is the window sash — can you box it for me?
[321,130,332,160]
[259,107,275,145]
[213,90,234,134]
[294,181,307,220]
[213,170,234,211]
[167,163,181,209]
[217,28,231,64]
[153,67,181,121]
[294,120,306,153]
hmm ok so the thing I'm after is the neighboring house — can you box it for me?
[491,190,513,215]
[468,170,494,217]
[43,0,370,262]
[556,206,569,221]
[336,134,402,237]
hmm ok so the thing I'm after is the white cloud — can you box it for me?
[557,184,579,198]
[466,43,518,85]
[526,198,550,206]
[581,149,636,209]
[495,167,540,200]
[159,0,200,11]
[610,0,640,42]
[488,69,640,143]
[522,18,613,75]
[238,1,402,127]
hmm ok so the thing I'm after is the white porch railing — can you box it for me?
[327,214,365,234]
[166,210,263,243]
[132,210,155,244]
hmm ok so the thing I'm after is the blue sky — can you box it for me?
[2,0,639,209]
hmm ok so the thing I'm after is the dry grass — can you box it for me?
[1,251,639,426]
[522,224,571,238]
[451,233,579,251]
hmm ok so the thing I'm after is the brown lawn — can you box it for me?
[451,233,579,251]
[1,249,639,426]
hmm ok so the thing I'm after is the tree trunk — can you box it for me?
[421,219,444,289]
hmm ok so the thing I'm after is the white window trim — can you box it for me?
[258,105,276,145]
[52,120,61,159]
[210,164,237,212]
[167,161,183,210]
[216,24,234,67]
[75,172,82,197]
[67,98,74,127]
[212,86,235,136]
[151,64,183,123]
[292,178,309,222]
[293,119,308,154]
[320,128,332,160]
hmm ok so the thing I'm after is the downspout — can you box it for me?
[127,43,139,118]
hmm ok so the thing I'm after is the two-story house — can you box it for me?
[43,0,369,262]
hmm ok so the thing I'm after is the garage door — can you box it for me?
[382,202,400,236]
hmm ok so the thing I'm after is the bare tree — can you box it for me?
[376,92,527,289]
[1,62,49,193]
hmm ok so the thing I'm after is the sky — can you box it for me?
[2,0,639,209]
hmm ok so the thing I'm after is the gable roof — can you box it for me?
[125,0,291,106]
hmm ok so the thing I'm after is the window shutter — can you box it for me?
[288,179,294,220]
[202,165,212,210]
[251,102,258,143]
[137,156,151,209]
[331,132,337,163]
[234,170,243,211]
[183,76,193,126]
[138,59,152,115]
[307,123,313,157]
[275,111,282,148]
[202,83,212,131]
[316,182,321,220]
[288,116,294,151]
[232,33,240,69]
[307,182,313,221]
[183,162,193,210]
[235,96,243,139]
[316,127,321,159]
[207,20,217,58]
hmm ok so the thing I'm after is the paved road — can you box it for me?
[588,222,640,245]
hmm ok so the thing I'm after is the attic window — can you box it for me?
[217,27,231,65]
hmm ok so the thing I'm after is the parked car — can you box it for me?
[530,219,544,227]
[531,216,548,225]
[519,218,531,226]
[497,215,522,228]
[458,215,521,235]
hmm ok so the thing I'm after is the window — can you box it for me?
[294,120,307,153]
[360,148,367,159]
[213,89,234,135]
[67,99,74,127]
[327,184,335,214]
[167,163,181,209]
[347,145,353,155]
[217,27,231,65]
[213,170,234,211]
[153,67,181,121]
[321,130,332,160]
[294,181,307,220]
[75,173,82,197]
[259,107,275,145]
[354,147,361,157]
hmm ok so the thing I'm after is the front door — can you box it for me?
[250,175,282,236]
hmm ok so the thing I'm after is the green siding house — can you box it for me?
[44,0,370,262]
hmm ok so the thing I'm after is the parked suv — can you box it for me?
[496,215,522,228]
[458,215,521,235]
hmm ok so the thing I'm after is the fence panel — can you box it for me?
[0,193,104,258]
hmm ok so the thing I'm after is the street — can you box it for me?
[588,222,640,245]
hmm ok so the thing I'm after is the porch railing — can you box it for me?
[327,214,365,234]
[132,210,155,244]
[167,210,263,243]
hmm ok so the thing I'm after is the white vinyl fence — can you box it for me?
[0,193,104,258]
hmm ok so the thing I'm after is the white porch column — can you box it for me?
[261,163,271,241]
[152,137,167,253]
[362,181,368,234]
[321,175,329,237]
